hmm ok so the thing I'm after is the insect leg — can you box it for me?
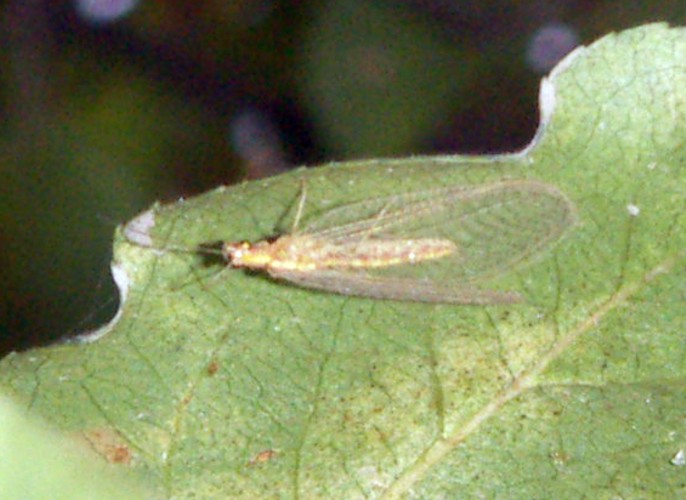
[291,179,308,233]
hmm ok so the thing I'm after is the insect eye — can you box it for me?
[222,241,252,261]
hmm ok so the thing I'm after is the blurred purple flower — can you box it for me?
[526,23,579,73]
[74,0,140,24]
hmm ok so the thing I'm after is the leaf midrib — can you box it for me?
[379,250,680,499]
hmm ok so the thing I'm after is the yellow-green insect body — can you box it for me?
[218,179,577,304]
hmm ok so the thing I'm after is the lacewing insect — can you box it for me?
[216,179,576,304]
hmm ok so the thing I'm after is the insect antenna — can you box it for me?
[196,241,228,266]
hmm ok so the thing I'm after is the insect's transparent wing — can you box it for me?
[305,180,577,283]
[303,181,572,239]
[301,185,470,240]
[270,269,521,305]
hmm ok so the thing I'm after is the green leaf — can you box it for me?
[2,23,686,497]
[0,396,150,499]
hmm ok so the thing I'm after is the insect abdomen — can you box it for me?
[271,237,457,271]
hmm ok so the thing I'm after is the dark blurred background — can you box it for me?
[1,0,684,354]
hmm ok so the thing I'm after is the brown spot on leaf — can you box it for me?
[207,359,219,375]
[248,449,278,466]
[81,428,133,465]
